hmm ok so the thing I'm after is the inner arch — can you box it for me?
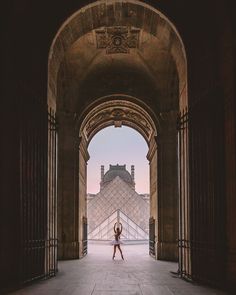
[79,97,158,146]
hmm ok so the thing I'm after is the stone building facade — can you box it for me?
[87,165,149,240]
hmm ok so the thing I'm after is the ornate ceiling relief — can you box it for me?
[95,26,140,54]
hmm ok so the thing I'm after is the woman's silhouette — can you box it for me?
[112,222,124,260]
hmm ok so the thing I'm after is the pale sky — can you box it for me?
[87,126,149,194]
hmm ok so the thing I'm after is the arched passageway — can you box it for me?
[79,98,157,255]
[1,0,235,293]
[49,0,187,271]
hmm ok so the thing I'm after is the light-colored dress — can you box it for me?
[111,239,123,245]
[111,231,123,245]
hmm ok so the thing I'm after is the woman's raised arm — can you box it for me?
[120,223,123,233]
[114,222,117,233]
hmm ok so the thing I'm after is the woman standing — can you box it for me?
[112,222,124,260]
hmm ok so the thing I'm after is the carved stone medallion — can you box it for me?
[96,26,140,54]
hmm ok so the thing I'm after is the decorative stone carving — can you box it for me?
[114,120,122,127]
[96,26,140,54]
[84,105,152,142]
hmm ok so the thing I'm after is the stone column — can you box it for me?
[78,136,89,258]
[147,136,158,258]
[57,111,80,259]
[157,110,179,261]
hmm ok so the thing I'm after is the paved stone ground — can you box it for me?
[8,243,228,295]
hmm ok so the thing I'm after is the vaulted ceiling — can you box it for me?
[57,28,179,114]
[49,0,186,115]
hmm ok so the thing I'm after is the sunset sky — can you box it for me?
[87,126,149,194]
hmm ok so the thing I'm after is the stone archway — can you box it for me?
[79,95,157,252]
[79,96,157,144]
[78,97,158,257]
[48,0,187,266]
